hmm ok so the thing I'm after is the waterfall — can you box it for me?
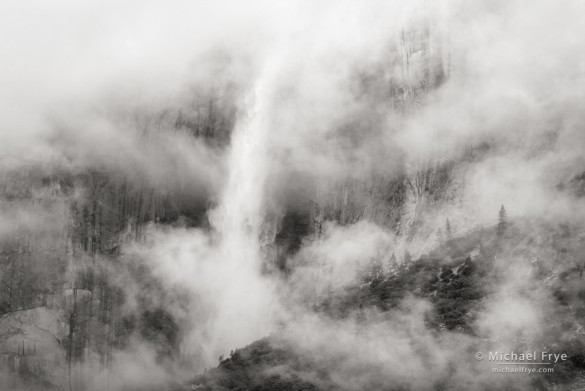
[212,81,269,258]
[205,59,282,360]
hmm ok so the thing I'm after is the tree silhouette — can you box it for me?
[445,218,453,242]
[497,205,507,238]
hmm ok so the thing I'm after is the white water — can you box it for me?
[205,58,283,359]
[213,83,269,248]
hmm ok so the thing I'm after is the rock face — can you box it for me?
[0,99,236,389]
[3,5,584,391]
[0,17,456,390]
[0,307,66,384]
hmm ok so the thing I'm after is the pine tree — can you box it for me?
[497,205,507,237]
[445,218,453,242]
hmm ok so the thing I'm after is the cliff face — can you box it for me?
[2,2,585,391]
[0,96,236,389]
[0,18,454,389]
[265,18,454,268]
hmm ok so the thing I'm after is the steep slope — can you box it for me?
[175,221,585,391]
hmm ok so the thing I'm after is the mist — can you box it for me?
[1,0,585,390]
